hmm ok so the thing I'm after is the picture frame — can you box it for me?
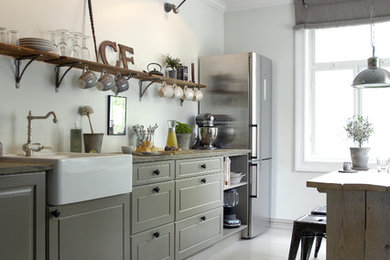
[107,95,127,135]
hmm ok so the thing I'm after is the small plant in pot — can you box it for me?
[344,115,374,170]
[79,105,104,153]
[175,121,193,150]
[163,54,181,79]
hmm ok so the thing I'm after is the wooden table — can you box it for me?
[307,170,390,260]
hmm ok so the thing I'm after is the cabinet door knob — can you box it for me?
[201,164,207,169]
[201,178,207,184]
[52,209,61,218]
[153,186,160,193]
[153,169,160,175]
[201,216,206,221]
[153,232,160,238]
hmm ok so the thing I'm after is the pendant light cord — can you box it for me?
[370,0,376,57]
[87,0,99,63]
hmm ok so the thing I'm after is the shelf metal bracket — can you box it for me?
[54,62,81,92]
[138,79,159,101]
[14,54,42,89]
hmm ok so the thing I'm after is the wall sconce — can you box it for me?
[164,0,187,14]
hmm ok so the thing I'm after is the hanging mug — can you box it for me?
[158,81,174,98]
[78,65,98,89]
[192,88,204,102]
[182,86,194,101]
[97,69,115,91]
[173,84,183,99]
[112,73,129,95]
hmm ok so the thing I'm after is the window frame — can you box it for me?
[295,28,390,172]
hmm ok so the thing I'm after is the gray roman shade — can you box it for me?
[294,0,390,29]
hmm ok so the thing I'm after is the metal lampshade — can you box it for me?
[352,57,390,88]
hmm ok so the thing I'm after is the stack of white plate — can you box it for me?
[19,37,56,52]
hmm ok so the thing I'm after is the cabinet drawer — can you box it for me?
[175,208,223,260]
[132,181,174,234]
[133,161,174,186]
[131,223,174,260]
[175,173,223,220]
[176,157,223,179]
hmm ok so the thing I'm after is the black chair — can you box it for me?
[288,207,327,260]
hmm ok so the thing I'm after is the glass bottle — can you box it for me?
[166,120,178,147]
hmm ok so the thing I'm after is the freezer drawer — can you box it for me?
[131,223,174,260]
[132,181,175,234]
[133,161,174,186]
[175,157,223,179]
[175,208,223,260]
[175,173,223,220]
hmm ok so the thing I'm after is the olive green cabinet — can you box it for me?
[48,194,130,260]
[0,171,45,260]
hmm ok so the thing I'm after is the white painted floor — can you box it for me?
[189,227,326,260]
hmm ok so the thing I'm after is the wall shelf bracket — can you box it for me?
[139,79,158,101]
[14,54,42,89]
[54,62,81,92]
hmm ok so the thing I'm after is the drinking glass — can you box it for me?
[47,30,59,54]
[56,29,69,56]
[376,157,390,173]
[8,30,19,45]
[68,32,82,58]
[80,35,90,60]
[0,27,9,44]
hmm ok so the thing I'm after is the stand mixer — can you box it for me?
[195,114,218,150]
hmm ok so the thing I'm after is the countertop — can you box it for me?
[0,159,52,176]
[132,149,251,163]
[307,169,390,192]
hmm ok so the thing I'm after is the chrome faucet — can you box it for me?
[22,110,58,157]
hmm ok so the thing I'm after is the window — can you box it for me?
[295,22,390,172]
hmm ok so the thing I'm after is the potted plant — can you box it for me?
[79,105,104,153]
[175,121,193,150]
[345,115,374,170]
[163,54,181,79]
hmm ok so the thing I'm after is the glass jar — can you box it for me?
[166,120,178,148]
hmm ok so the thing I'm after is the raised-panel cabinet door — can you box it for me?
[0,172,45,260]
[48,194,130,260]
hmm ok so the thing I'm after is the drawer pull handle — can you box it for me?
[153,232,160,238]
[201,216,206,221]
[153,187,160,193]
[201,178,207,184]
[153,169,160,175]
[201,164,207,169]
[52,209,61,218]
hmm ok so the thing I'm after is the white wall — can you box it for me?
[225,4,326,221]
[0,0,224,153]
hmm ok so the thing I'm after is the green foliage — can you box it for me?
[175,121,193,134]
[163,54,181,70]
[345,115,374,148]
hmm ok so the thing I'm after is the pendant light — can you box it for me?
[352,1,390,88]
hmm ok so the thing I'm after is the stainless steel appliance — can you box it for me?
[195,114,219,150]
[199,52,272,238]
[223,189,241,228]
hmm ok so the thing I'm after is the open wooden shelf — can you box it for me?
[0,42,206,89]
[223,224,247,238]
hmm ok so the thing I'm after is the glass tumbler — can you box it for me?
[8,30,19,45]
[376,157,390,173]
[0,27,9,44]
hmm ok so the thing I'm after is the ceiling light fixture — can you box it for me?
[352,1,390,88]
[164,0,187,14]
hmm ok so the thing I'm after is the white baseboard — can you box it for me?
[270,218,293,229]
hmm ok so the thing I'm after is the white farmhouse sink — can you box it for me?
[3,152,132,206]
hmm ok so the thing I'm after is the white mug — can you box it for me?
[158,82,174,98]
[173,84,183,99]
[182,86,194,101]
[192,89,203,102]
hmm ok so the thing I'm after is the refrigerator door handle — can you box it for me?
[249,124,258,160]
[249,162,259,198]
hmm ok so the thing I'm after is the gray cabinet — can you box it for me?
[176,157,223,179]
[132,181,174,234]
[175,208,223,260]
[131,223,174,260]
[48,194,130,260]
[0,171,45,260]
[175,173,223,220]
[133,161,174,186]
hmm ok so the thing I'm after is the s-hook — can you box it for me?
[54,62,81,92]
[14,54,42,89]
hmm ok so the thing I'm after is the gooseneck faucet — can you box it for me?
[22,110,58,157]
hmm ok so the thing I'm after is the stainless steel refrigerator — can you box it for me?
[199,52,272,238]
